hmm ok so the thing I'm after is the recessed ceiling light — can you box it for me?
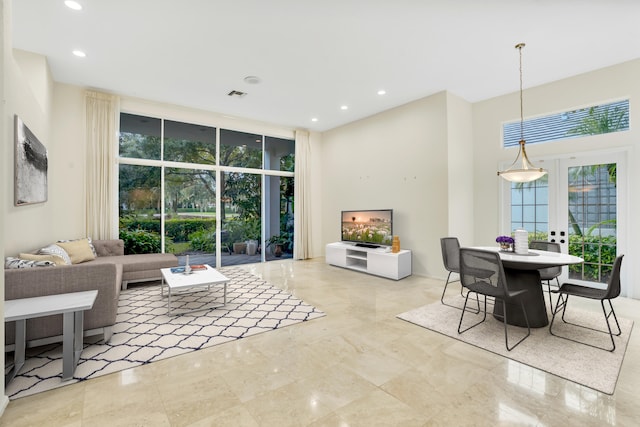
[72,50,86,58]
[377,89,386,95]
[64,1,82,10]
[244,76,261,84]
[340,105,348,110]
[311,118,318,122]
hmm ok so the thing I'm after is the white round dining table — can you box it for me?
[470,246,584,328]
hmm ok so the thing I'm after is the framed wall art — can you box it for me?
[14,115,48,206]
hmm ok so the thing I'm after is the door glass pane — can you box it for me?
[265,175,294,261]
[221,171,262,266]
[567,164,617,283]
[510,175,549,241]
[165,167,216,264]
[164,120,216,164]
[118,164,162,253]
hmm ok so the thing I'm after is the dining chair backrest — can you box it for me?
[459,248,507,298]
[604,255,624,300]
[529,240,561,280]
[440,237,460,274]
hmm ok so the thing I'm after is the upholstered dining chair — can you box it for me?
[458,248,530,351]
[549,255,624,352]
[529,240,562,311]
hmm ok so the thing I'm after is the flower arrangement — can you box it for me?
[496,235,514,251]
[496,235,515,244]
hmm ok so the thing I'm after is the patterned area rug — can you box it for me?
[6,267,325,399]
[397,300,633,395]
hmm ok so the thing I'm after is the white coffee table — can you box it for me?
[160,265,229,315]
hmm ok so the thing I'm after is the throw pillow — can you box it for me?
[5,257,55,269]
[58,237,98,257]
[38,244,72,265]
[19,253,66,266]
[56,238,96,264]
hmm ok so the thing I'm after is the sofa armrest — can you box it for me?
[5,263,121,344]
[93,239,125,257]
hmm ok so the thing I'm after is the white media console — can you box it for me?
[325,242,412,280]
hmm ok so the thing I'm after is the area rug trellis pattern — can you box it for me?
[397,300,633,395]
[6,267,325,399]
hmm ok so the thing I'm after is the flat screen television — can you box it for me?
[341,209,393,248]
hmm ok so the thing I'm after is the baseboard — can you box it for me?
[0,395,9,418]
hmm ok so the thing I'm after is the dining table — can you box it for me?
[471,246,584,328]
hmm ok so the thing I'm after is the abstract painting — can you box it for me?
[14,115,48,206]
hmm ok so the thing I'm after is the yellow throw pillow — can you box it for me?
[19,253,66,266]
[56,238,96,264]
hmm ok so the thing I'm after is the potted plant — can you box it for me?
[267,234,289,257]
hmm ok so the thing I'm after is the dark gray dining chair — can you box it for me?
[529,240,561,311]
[458,248,530,351]
[549,255,624,351]
[440,237,463,306]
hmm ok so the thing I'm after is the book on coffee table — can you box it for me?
[170,264,208,274]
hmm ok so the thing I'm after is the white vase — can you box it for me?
[514,229,528,255]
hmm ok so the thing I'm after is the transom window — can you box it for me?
[503,99,629,147]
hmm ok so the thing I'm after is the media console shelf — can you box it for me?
[325,242,412,280]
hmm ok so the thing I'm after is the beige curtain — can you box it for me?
[293,130,312,259]
[85,91,119,239]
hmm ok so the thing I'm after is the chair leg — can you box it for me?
[458,293,487,334]
[549,293,621,352]
[440,271,454,305]
[441,273,480,313]
[546,280,553,312]
[601,299,622,352]
[501,299,531,351]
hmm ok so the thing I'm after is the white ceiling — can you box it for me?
[11,0,640,132]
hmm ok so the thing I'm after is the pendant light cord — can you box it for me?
[517,43,525,142]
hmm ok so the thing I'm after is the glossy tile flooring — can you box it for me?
[2,258,639,426]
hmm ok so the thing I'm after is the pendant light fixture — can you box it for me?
[497,43,547,183]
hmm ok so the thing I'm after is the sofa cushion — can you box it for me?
[59,237,98,257]
[19,253,67,266]
[92,239,125,257]
[57,238,97,264]
[38,244,72,265]
[90,253,177,273]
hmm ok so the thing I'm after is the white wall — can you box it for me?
[320,92,452,277]
[3,50,58,255]
[473,59,640,298]
[445,92,474,245]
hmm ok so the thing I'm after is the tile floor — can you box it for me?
[1,258,639,426]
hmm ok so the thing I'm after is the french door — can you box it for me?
[505,151,626,287]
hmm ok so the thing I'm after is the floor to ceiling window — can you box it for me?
[118,113,295,267]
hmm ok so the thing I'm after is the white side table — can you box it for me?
[4,290,98,385]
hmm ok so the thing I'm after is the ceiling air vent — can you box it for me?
[227,90,247,98]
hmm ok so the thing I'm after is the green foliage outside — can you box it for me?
[525,231,616,282]
[119,228,169,255]
[189,230,216,253]
[120,217,215,242]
